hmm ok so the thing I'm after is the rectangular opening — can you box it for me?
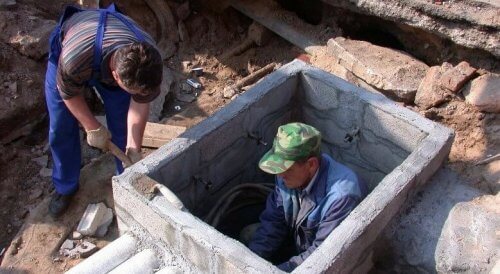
[115,60,451,273]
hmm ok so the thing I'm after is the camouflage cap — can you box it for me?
[259,122,321,174]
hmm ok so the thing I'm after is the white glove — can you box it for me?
[86,125,111,151]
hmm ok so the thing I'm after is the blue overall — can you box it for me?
[44,4,146,195]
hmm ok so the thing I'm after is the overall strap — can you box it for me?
[90,5,146,83]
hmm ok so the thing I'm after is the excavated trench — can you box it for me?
[330,7,499,72]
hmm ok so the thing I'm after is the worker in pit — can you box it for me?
[45,4,163,217]
[248,122,368,272]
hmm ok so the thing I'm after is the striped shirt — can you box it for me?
[56,10,156,99]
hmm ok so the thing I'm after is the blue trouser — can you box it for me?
[44,61,131,195]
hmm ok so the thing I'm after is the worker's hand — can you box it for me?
[126,147,142,164]
[86,125,111,151]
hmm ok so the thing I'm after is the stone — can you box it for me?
[72,231,83,240]
[463,74,500,113]
[435,194,499,273]
[374,168,485,272]
[74,241,98,258]
[439,61,477,93]
[248,21,271,47]
[77,203,109,236]
[95,208,113,237]
[327,37,429,103]
[60,239,75,252]
[415,63,453,109]
[10,19,55,60]
[32,155,48,167]
[175,1,191,21]
[39,167,52,177]
[223,86,237,99]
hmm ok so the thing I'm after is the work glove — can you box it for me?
[126,147,142,164]
[86,125,111,151]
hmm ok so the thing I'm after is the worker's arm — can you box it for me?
[63,94,101,131]
[248,184,290,259]
[277,195,361,272]
[126,99,149,150]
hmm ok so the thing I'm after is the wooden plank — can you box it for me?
[142,122,186,148]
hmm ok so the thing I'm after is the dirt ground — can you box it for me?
[0,0,498,271]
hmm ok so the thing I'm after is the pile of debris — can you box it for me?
[58,202,114,260]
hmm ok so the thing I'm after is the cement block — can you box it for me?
[77,202,109,236]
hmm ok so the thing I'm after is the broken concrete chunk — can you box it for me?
[72,231,83,240]
[439,61,477,93]
[77,203,108,236]
[95,208,113,237]
[327,37,429,103]
[75,241,98,258]
[60,239,75,252]
[415,63,453,109]
[463,74,500,113]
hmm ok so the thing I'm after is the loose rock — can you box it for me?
[435,194,499,273]
[71,231,83,240]
[415,63,453,109]
[39,167,52,178]
[28,188,43,201]
[74,241,98,258]
[439,61,477,93]
[223,86,237,99]
[463,73,500,113]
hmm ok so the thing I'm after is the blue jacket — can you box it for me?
[249,153,367,272]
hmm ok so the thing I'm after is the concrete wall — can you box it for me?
[113,60,454,273]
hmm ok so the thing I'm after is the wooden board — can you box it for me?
[142,122,186,148]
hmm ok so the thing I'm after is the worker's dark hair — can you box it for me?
[112,42,162,93]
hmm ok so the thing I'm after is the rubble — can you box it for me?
[72,231,83,240]
[59,239,98,258]
[463,73,500,113]
[439,61,477,93]
[28,188,43,201]
[415,63,453,109]
[76,203,109,236]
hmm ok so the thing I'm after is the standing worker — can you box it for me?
[45,4,163,217]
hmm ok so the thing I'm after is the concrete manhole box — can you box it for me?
[113,60,453,273]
